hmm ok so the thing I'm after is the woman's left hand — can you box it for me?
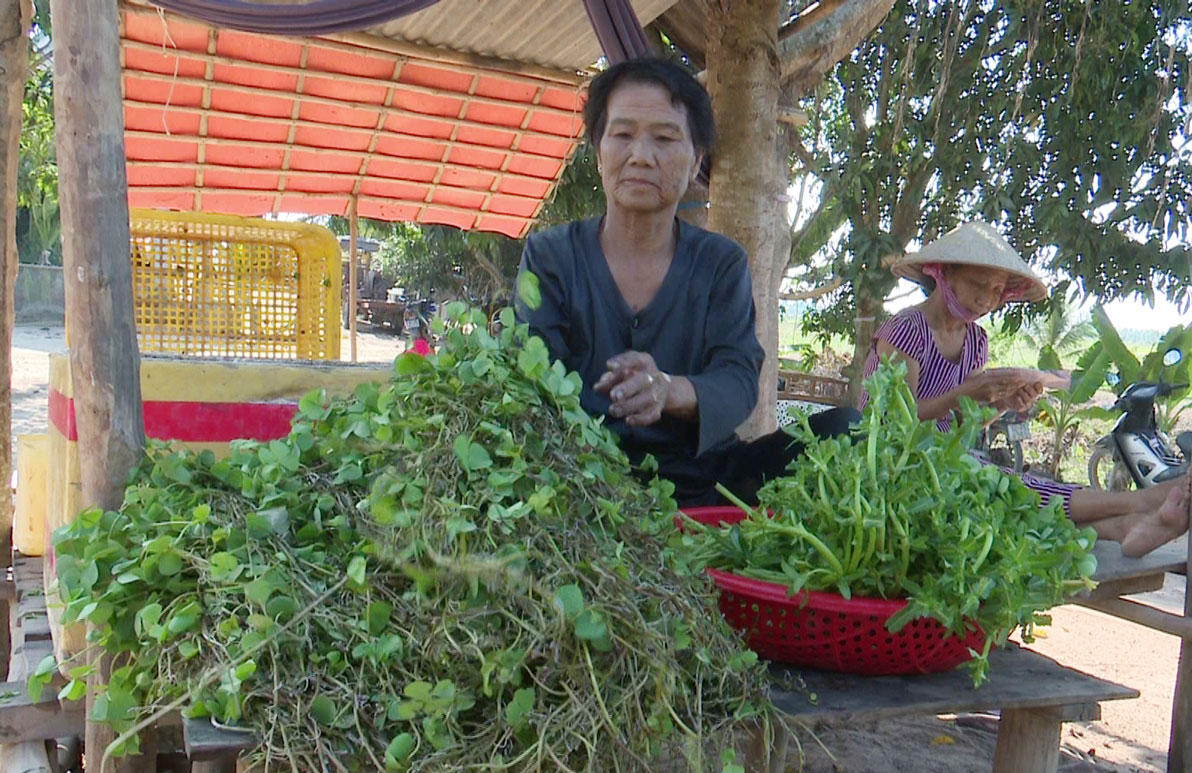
[594,351,672,427]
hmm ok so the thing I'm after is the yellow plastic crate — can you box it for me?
[128,209,341,360]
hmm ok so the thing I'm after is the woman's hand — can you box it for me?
[961,370,1034,405]
[992,382,1044,415]
[593,351,674,427]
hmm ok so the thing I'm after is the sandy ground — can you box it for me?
[7,322,1184,772]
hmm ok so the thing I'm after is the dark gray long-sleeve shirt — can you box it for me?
[515,217,764,490]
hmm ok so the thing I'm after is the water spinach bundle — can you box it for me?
[676,359,1098,685]
[51,305,772,771]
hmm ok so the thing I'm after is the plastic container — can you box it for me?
[14,434,49,557]
[128,209,342,360]
[681,506,985,675]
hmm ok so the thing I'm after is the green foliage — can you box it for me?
[796,0,1192,341]
[53,304,772,770]
[1018,295,1096,358]
[674,359,1098,685]
[17,5,58,264]
[1034,339,1112,479]
[1092,305,1192,431]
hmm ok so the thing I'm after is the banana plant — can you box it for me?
[1091,305,1192,432]
[1034,340,1112,479]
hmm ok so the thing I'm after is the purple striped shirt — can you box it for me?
[858,307,1076,514]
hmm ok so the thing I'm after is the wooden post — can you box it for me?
[992,707,1062,773]
[49,0,149,770]
[349,196,359,363]
[0,0,32,674]
[1169,504,1192,767]
[0,18,50,773]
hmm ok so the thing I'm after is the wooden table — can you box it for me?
[1075,535,1191,769]
[750,644,1136,773]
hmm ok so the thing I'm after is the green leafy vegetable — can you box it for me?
[676,358,1098,685]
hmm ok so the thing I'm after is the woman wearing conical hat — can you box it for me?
[860,221,1189,556]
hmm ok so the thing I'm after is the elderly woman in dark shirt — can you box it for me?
[517,59,858,506]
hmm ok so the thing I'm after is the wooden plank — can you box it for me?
[1078,572,1166,601]
[183,718,255,762]
[767,644,1137,722]
[1092,535,1187,582]
[1167,523,1192,768]
[1077,597,1192,637]
[991,707,1062,773]
[0,680,84,744]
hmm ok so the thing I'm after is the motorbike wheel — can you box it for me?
[1087,446,1133,491]
[984,428,1024,473]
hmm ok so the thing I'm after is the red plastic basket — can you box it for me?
[682,506,985,675]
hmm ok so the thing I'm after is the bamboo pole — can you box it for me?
[349,196,359,363]
[0,9,37,772]
[49,0,150,770]
[0,0,31,679]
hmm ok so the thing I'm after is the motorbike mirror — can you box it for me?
[1163,348,1183,367]
[1106,372,1121,386]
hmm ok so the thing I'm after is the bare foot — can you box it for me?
[1120,470,1191,557]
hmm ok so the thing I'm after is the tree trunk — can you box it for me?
[0,0,31,694]
[705,0,783,440]
[49,0,148,769]
[845,284,881,405]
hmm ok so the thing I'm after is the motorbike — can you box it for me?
[976,410,1032,473]
[1087,347,1192,490]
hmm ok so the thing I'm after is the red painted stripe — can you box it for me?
[48,387,77,442]
[47,388,297,443]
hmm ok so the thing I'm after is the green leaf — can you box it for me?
[135,602,163,637]
[385,732,417,771]
[516,270,541,311]
[553,584,584,620]
[1092,305,1140,382]
[504,687,535,727]
[157,551,183,577]
[310,695,337,726]
[347,556,367,587]
[367,601,393,636]
[244,579,275,607]
[395,351,433,376]
[208,552,242,582]
[57,679,87,702]
[573,609,608,643]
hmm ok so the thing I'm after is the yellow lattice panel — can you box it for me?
[128,209,341,360]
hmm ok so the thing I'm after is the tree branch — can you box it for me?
[778,0,896,95]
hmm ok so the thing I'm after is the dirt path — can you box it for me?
[6,323,1183,771]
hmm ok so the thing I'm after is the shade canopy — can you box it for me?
[120,4,597,238]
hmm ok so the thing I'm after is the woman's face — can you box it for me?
[945,264,1012,317]
[596,81,702,215]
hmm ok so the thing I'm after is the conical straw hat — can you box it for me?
[891,221,1047,303]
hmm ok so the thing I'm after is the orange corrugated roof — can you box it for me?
[120,6,588,238]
